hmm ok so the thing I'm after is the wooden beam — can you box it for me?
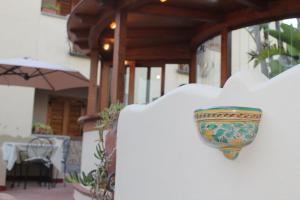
[87,50,99,114]
[119,0,153,10]
[234,0,268,9]
[189,51,197,83]
[111,10,127,104]
[220,29,232,87]
[161,65,165,96]
[74,41,89,50]
[127,38,190,49]
[75,13,99,25]
[135,5,222,22]
[191,0,300,49]
[128,61,136,104]
[89,10,115,49]
[135,59,190,66]
[126,44,191,61]
[70,27,90,38]
[128,28,195,39]
[102,28,195,39]
[99,61,111,112]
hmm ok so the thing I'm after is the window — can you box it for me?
[41,0,80,16]
[232,18,300,78]
[196,35,221,87]
[177,64,189,75]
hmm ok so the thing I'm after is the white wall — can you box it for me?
[0,86,34,137]
[0,149,6,186]
[80,130,99,174]
[165,64,189,93]
[0,0,90,137]
[116,66,300,200]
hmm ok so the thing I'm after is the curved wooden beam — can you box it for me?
[88,10,115,50]
[126,44,191,61]
[134,4,222,22]
[191,0,300,49]
[234,0,269,9]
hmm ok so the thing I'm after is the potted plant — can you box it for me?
[32,123,53,135]
[66,103,124,200]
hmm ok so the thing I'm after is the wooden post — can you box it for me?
[221,29,232,87]
[87,49,99,115]
[189,51,197,83]
[111,10,127,104]
[99,61,111,112]
[128,61,135,104]
[161,65,165,96]
[146,67,151,103]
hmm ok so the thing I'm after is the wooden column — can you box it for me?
[189,51,197,83]
[221,29,232,87]
[161,65,165,96]
[87,50,99,115]
[146,67,151,103]
[128,61,135,104]
[99,61,111,112]
[111,10,127,104]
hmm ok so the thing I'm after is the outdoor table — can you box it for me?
[1,139,63,172]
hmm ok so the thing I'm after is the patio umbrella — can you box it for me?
[0,57,89,91]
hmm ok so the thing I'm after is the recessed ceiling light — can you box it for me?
[110,21,117,30]
[103,43,110,51]
[160,0,167,3]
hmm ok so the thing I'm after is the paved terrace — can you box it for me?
[1,183,73,200]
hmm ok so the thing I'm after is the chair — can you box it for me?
[61,137,70,186]
[19,137,54,189]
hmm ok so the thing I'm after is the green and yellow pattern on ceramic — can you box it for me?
[194,106,262,160]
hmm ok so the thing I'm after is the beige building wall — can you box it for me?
[0,0,89,186]
[0,0,90,137]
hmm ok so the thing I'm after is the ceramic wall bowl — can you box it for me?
[194,106,262,160]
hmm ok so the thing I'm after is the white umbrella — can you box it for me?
[0,57,89,91]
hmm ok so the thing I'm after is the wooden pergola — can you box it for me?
[68,0,300,128]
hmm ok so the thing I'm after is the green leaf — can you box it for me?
[267,24,300,52]
[269,60,283,77]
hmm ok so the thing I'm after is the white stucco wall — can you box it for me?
[0,86,34,137]
[0,149,6,186]
[116,66,300,200]
[80,131,99,174]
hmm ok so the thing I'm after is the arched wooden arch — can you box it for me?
[68,0,300,124]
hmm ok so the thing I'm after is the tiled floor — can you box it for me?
[2,183,74,200]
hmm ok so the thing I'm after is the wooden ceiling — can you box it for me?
[67,0,300,64]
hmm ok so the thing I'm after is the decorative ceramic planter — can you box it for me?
[194,106,262,160]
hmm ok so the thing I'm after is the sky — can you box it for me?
[282,18,298,28]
